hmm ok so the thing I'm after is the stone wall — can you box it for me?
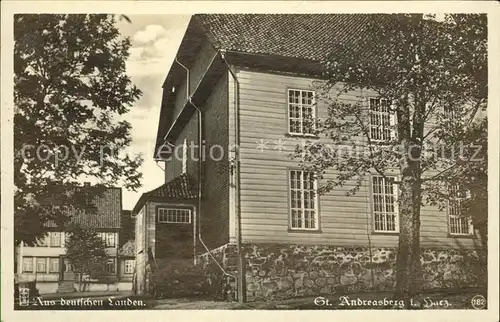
[196,243,484,302]
[242,244,484,301]
[196,244,238,300]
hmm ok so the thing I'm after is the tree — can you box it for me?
[461,118,488,251]
[65,225,108,291]
[292,14,487,303]
[14,14,143,246]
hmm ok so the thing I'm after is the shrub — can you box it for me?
[150,258,212,299]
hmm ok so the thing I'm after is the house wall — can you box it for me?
[153,202,195,259]
[166,72,230,251]
[199,73,230,250]
[234,69,480,250]
[164,115,199,183]
[134,206,147,294]
[17,231,119,283]
[139,201,195,259]
[170,37,218,138]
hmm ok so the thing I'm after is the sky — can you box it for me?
[115,15,191,210]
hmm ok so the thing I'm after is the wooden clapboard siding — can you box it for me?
[235,69,478,249]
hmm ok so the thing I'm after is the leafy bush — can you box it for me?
[150,258,212,299]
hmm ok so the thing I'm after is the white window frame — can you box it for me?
[124,259,135,274]
[287,89,316,136]
[22,257,33,273]
[36,257,47,273]
[106,233,116,248]
[157,207,192,224]
[49,232,62,247]
[182,138,188,174]
[369,97,396,142]
[289,170,319,231]
[98,232,116,247]
[49,257,59,273]
[371,175,399,233]
[448,184,473,236]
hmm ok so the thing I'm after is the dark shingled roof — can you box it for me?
[71,188,122,229]
[43,186,122,229]
[154,14,395,157]
[132,174,197,215]
[193,14,393,62]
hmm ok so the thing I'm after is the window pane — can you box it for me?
[372,176,397,232]
[23,257,33,272]
[288,90,315,134]
[49,258,59,273]
[125,260,135,274]
[291,210,298,228]
[448,184,472,235]
[158,208,191,224]
[289,170,317,229]
[36,258,47,273]
[370,98,392,141]
[51,232,62,247]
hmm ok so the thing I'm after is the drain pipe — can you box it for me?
[175,57,190,100]
[174,58,197,264]
[219,49,245,303]
[174,55,238,300]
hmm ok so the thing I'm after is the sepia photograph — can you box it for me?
[1,1,498,320]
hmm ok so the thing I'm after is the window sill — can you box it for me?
[157,222,192,225]
[288,228,322,234]
[371,231,399,236]
[448,233,476,239]
[285,133,320,140]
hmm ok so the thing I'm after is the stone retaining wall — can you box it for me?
[196,243,484,302]
[242,244,484,301]
[196,244,239,300]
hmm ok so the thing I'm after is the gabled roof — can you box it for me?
[71,187,122,229]
[132,173,197,215]
[193,14,392,63]
[154,14,395,157]
[41,185,122,229]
